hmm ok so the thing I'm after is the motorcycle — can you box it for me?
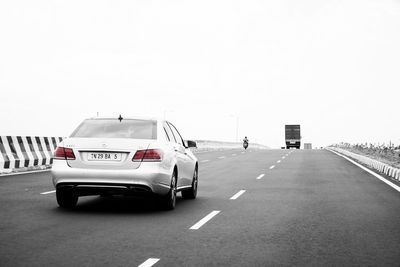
[243,141,248,150]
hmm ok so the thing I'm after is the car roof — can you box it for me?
[87,116,164,122]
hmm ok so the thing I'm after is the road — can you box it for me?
[1,149,399,266]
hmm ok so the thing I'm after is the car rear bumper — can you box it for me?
[55,183,157,198]
[51,160,172,196]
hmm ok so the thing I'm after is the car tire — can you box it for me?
[56,189,78,209]
[182,166,198,199]
[162,171,177,210]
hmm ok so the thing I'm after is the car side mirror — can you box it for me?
[184,140,197,148]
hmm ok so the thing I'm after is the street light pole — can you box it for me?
[229,114,239,143]
[164,110,173,120]
[236,116,239,143]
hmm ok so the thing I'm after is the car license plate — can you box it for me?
[290,141,296,144]
[88,153,122,161]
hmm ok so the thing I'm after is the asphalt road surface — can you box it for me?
[1,149,399,266]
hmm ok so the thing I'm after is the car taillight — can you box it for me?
[132,150,146,161]
[54,147,76,160]
[132,149,163,162]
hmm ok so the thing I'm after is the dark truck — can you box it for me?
[285,125,301,149]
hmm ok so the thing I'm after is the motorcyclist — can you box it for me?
[243,136,249,149]
[243,136,249,144]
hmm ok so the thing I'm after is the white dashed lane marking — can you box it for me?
[201,160,210,163]
[230,190,246,200]
[277,160,281,163]
[256,174,265,180]
[190,211,221,230]
[138,258,160,267]
[40,190,56,195]
[218,156,226,159]
[232,154,237,156]
[269,165,275,169]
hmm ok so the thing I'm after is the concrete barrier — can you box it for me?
[329,147,400,181]
[0,136,63,173]
[194,140,269,152]
[0,137,267,174]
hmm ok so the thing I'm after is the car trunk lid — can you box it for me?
[63,138,151,169]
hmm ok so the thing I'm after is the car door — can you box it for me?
[163,122,184,187]
[167,122,194,187]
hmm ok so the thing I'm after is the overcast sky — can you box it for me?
[1,0,399,148]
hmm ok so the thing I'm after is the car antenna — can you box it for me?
[118,114,123,122]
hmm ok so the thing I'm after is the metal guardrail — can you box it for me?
[329,147,400,181]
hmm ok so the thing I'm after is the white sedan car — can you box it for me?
[51,116,198,210]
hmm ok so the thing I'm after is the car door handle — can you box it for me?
[175,148,187,155]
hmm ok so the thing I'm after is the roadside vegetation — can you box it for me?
[333,142,400,169]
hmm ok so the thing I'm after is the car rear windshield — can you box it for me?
[70,119,157,139]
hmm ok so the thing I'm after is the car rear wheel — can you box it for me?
[162,171,177,210]
[56,189,78,208]
[182,167,198,199]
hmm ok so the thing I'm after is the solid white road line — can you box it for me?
[269,165,275,169]
[138,258,160,267]
[201,160,210,163]
[277,160,281,163]
[40,190,56,195]
[190,210,221,230]
[256,174,265,180]
[329,149,400,193]
[230,190,246,200]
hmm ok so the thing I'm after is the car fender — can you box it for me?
[159,144,178,183]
